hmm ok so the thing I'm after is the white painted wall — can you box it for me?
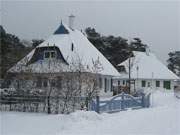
[114,78,176,92]
[99,75,113,97]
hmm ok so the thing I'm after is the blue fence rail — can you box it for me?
[90,92,151,113]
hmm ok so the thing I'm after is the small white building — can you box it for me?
[114,50,179,92]
[8,16,120,97]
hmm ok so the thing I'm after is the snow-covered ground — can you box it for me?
[0,90,180,135]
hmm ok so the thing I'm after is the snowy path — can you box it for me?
[0,91,180,135]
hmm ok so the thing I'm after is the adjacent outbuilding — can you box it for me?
[114,50,179,93]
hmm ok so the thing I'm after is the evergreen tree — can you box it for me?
[85,27,147,71]
[130,38,147,52]
[167,51,180,77]
[0,26,32,78]
[32,39,44,48]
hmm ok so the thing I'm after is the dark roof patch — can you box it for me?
[54,23,69,35]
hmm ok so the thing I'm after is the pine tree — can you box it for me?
[167,51,180,77]
[0,26,32,78]
[85,27,147,71]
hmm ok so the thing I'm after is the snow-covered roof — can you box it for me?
[9,23,120,76]
[116,51,179,80]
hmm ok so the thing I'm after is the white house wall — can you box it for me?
[99,75,113,97]
[114,78,176,92]
[135,79,176,91]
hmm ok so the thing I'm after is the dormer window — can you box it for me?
[44,50,57,59]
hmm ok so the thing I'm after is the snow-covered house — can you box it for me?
[8,16,119,97]
[114,50,179,92]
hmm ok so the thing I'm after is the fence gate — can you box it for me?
[90,92,151,113]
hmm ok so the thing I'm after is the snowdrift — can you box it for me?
[1,90,180,135]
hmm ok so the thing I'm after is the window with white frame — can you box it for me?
[142,80,146,87]
[118,80,121,86]
[36,77,42,88]
[99,77,102,89]
[43,79,48,87]
[123,80,125,85]
[104,78,108,92]
[44,51,57,59]
[156,81,160,87]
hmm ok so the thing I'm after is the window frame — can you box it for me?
[44,50,57,59]
[56,77,62,89]
[43,80,48,87]
[44,51,50,59]
[110,79,113,92]
[156,81,160,87]
[123,80,125,85]
[50,79,56,87]
[104,78,107,93]
[50,51,56,58]
[142,80,146,87]
[36,77,42,88]
[163,81,171,90]
[99,77,102,89]
[118,80,121,86]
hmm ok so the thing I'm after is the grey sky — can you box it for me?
[1,0,180,64]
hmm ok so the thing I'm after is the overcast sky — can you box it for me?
[1,0,180,64]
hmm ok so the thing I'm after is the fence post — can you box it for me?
[141,93,145,107]
[121,92,125,110]
[47,96,51,114]
[147,93,151,107]
[55,96,59,114]
[85,97,89,111]
[96,96,100,113]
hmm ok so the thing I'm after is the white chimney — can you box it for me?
[69,14,75,30]
[145,46,150,56]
